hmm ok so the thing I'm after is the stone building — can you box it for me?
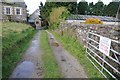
[0,0,27,22]
[28,9,41,29]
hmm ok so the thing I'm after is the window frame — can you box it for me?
[15,7,22,15]
[4,6,13,15]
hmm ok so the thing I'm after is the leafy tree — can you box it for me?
[52,2,77,14]
[40,1,43,6]
[39,0,120,21]
[78,0,88,15]
[67,2,77,14]
[87,2,94,15]
[104,2,119,17]
[102,4,107,16]
[49,7,68,27]
[39,1,77,26]
[112,0,119,2]
[40,2,57,22]
[93,1,104,16]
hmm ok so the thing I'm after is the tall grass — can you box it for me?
[0,22,2,79]
[0,22,2,37]
[2,22,36,78]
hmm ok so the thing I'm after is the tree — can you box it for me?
[39,1,43,17]
[39,2,55,26]
[112,0,119,2]
[69,2,77,14]
[104,2,119,17]
[52,2,77,14]
[87,2,94,15]
[93,1,104,16]
[39,1,72,27]
[40,2,56,19]
[40,1,43,6]
[39,1,77,22]
[78,0,88,15]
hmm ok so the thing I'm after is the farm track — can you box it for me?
[11,31,43,78]
[46,31,88,78]
[10,30,88,78]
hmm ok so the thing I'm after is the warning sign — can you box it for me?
[99,36,111,56]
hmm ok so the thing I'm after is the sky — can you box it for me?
[24,0,113,14]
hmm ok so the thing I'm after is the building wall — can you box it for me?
[1,2,27,22]
[0,2,2,21]
[28,9,40,23]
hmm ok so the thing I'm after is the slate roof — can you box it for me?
[29,9,40,19]
[0,0,24,2]
[66,15,120,22]
[0,0,27,8]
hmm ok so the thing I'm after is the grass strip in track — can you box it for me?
[40,30,61,78]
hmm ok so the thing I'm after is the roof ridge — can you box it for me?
[1,0,25,2]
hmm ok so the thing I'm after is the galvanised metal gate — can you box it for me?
[86,32,120,79]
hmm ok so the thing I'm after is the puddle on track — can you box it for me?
[11,61,35,78]
[11,31,43,78]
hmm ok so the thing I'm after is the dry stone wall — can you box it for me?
[57,22,120,45]
[57,23,120,55]
[55,22,120,78]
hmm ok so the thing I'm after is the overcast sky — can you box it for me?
[24,0,112,14]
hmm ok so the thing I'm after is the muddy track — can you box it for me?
[10,30,88,78]
[46,30,88,78]
[11,31,43,78]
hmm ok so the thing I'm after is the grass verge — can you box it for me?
[2,22,37,78]
[0,22,2,79]
[40,30,61,78]
[0,36,2,79]
[51,31,104,78]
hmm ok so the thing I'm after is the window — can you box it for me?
[16,8,20,15]
[4,6,12,15]
[15,7,22,15]
[6,8,10,14]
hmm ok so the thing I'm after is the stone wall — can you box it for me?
[58,22,120,43]
[58,22,120,53]
[1,2,27,22]
[0,2,2,21]
[55,22,120,78]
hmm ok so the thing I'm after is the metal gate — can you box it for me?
[86,32,120,79]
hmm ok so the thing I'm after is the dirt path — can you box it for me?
[46,31,88,78]
[11,31,43,78]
